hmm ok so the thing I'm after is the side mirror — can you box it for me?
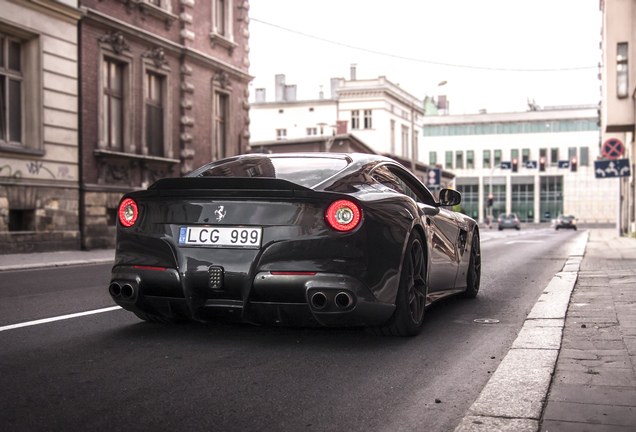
[438,188,461,207]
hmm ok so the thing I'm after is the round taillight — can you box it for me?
[325,200,362,232]
[118,198,138,227]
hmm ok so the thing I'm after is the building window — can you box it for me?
[455,151,463,169]
[0,35,22,146]
[102,58,125,151]
[522,148,530,164]
[445,151,453,169]
[276,128,286,140]
[364,109,372,129]
[568,147,577,160]
[494,150,502,166]
[483,150,491,169]
[351,110,360,129]
[580,147,589,166]
[214,92,229,158]
[467,150,474,169]
[212,0,231,38]
[511,149,519,162]
[550,148,559,166]
[306,127,317,136]
[401,125,409,158]
[210,0,236,51]
[429,151,437,166]
[390,120,395,154]
[617,42,628,99]
[145,71,165,157]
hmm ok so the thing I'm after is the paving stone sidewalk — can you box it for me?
[540,229,636,431]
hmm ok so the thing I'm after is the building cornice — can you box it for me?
[81,7,253,82]
[422,107,600,126]
[21,0,83,23]
[251,99,337,109]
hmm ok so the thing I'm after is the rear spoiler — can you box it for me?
[148,177,313,198]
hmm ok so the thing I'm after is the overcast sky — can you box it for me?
[248,0,601,114]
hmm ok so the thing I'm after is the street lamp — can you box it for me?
[413,80,447,173]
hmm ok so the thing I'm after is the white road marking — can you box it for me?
[0,306,121,332]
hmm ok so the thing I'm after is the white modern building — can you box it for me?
[421,105,616,225]
[250,68,425,164]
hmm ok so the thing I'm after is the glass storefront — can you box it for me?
[512,181,534,222]
[540,176,563,221]
[484,183,506,220]
[456,183,479,219]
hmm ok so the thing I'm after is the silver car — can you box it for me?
[498,213,521,231]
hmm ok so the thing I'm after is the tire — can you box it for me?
[371,231,427,336]
[463,231,481,299]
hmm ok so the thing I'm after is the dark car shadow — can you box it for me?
[105,293,475,352]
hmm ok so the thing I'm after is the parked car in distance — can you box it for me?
[556,214,577,230]
[498,213,520,231]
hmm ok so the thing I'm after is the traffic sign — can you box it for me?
[426,167,441,189]
[595,158,631,178]
[500,161,511,170]
[558,160,570,169]
[602,138,624,160]
[526,160,537,169]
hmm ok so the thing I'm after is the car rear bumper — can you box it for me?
[109,265,395,327]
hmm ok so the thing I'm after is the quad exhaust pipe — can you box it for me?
[109,282,135,300]
[309,291,354,310]
[310,292,328,310]
[334,291,353,309]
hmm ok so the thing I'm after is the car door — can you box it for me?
[386,167,461,295]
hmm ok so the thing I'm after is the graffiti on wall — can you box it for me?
[0,165,22,179]
[0,160,75,180]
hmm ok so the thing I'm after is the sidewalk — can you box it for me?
[456,229,636,431]
[540,229,636,431]
[0,248,115,271]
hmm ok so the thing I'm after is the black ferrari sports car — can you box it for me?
[109,153,481,336]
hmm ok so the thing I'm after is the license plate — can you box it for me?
[178,226,262,248]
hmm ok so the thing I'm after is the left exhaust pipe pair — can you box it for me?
[109,282,135,300]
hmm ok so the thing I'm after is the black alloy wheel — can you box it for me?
[463,231,481,298]
[372,231,427,336]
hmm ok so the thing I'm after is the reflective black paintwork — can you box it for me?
[109,153,479,329]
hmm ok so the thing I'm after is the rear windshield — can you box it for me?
[190,156,349,188]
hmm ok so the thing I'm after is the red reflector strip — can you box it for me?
[270,272,317,276]
[134,266,167,271]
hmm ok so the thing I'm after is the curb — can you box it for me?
[454,231,590,432]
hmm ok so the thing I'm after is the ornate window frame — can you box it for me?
[141,52,172,159]
[0,25,42,155]
[210,0,238,54]
[97,36,134,154]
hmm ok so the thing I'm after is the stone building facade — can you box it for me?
[79,0,252,249]
[0,0,82,253]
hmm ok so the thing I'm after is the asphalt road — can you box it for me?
[0,228,582,432]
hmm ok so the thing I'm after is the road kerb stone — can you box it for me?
[454,416,538,432]
[465,348,559,419]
